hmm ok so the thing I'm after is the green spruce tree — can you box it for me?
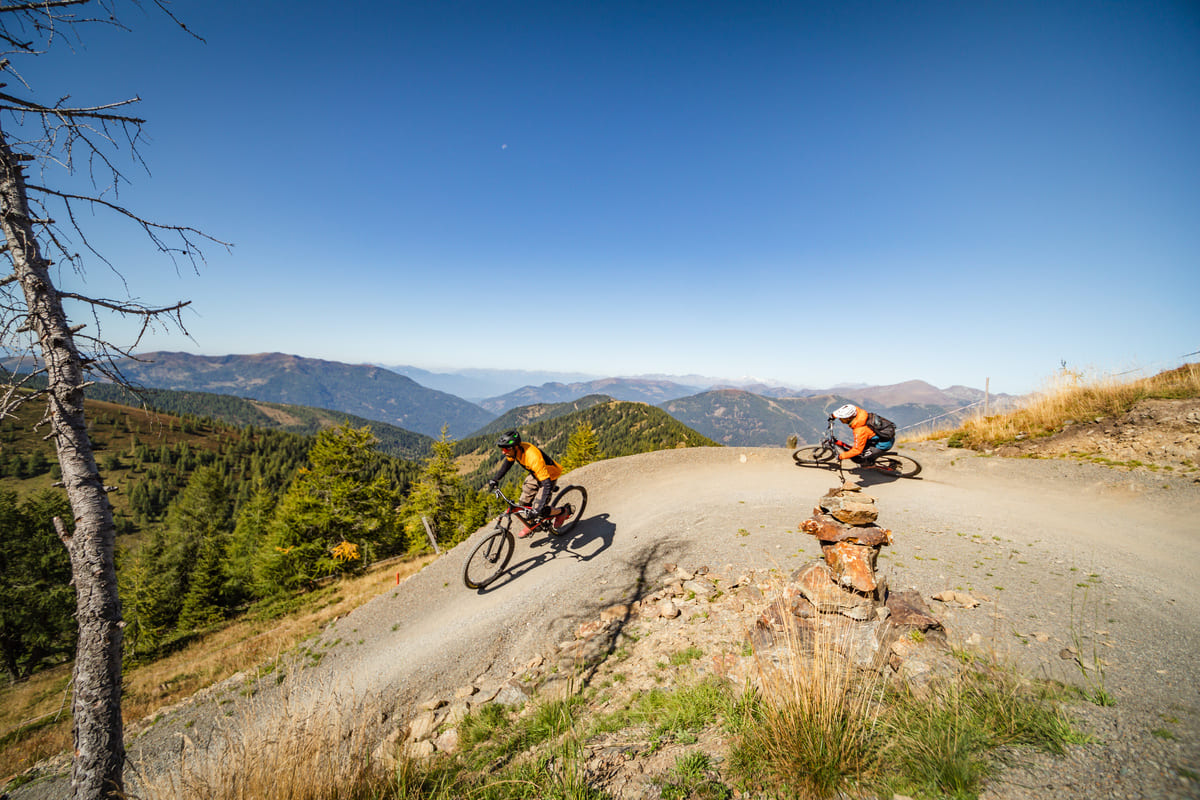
[255,423,399,594]
[401,426,468,549]
[562,421,602,471]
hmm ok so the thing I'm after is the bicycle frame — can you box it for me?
[490,485,553,534]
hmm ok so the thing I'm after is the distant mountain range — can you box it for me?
[56,352,1009,447]
[479,378,706,414]
[110,352,492,439]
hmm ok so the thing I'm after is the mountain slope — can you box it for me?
[114,353,494,439]
[660,390,842,446]
[83,383,435,460]
[455,400,718,485]
[480,378,704,414]
[474,395,615,437]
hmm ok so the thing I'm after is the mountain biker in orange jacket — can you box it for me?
[487,430,564,536]
[830,404,896,466]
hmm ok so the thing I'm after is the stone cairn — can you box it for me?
[798,482,893,611]
[747,479,953,680]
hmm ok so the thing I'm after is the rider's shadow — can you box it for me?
[851,466,920,487]
[474,513,616,594]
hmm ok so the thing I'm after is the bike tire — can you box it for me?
[548,485,587,536]
[462,529,514,589]
[872,453,922,478]
[792,445,838,466]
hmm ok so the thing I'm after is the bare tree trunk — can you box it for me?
[0,126,125,798]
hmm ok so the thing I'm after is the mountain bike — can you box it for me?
[462,483,588,590]
[792,418,922,478]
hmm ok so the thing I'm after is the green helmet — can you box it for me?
[495,430,521,448]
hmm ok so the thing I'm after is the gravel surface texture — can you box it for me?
[11,442,1200,799]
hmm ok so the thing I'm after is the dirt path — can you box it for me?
[13,444,1200,798]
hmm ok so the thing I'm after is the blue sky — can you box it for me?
[17,0,1200,395]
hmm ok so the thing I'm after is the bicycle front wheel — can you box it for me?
[793,445,837,466]
[872,453,922,478]
[462,529,514,589]
[548,485,587,536]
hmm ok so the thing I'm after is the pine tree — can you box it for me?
[400,426,468,549]
[255,423,399,594]
[562,421,602,471]
[224,489,276,606]
[176,536,225,630]
[160,467,233,622]
[0,489,76,680]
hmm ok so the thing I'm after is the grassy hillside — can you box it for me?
[455,400,718,485]
[0,554,436,786]
[83,383,434,460]
[939,362,1200,449]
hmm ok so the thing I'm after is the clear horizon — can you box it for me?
[14,1,1198,397]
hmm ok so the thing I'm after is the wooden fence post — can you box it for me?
[421,516,441,555]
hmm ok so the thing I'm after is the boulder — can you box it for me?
[493,680,531,707]
[791,562,876,620]
[932,590,980,608]
[801,512,891,545]
[821,541,880,593]
[408,710,438,742]
[370,727,404,772]
[818,488,880,525]
[884,590,943,632]
[432,727,460,754]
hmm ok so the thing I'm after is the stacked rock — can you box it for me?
[800,484,892,599]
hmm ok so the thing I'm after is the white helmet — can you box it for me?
[832,404,857,421]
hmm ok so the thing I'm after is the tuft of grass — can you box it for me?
[883,668,1082,798]
[729,617,886,798]
[669,646,705,666]
[656,751,732,800]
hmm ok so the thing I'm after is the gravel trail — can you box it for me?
[13,444,1200,798]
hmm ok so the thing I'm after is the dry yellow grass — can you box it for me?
[0,553,435,785]
[930,363,1199,450]
[736,612,887,797]
[139,679,389,800]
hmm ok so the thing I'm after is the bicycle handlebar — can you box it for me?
[489,485,538,516]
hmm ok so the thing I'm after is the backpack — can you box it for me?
[865,412,896,441]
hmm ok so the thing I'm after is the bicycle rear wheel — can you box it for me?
[871,453,922,478]
[793,445,837,466]
[548,485,587,536]
[462,528,514,589]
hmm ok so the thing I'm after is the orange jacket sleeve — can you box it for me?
[839,407,873,460]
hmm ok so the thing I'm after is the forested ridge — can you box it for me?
[473,394,614,437]
[456,400,720,486]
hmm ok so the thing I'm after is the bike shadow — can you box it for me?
[472,513,616,594]
[851,466,922,487]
